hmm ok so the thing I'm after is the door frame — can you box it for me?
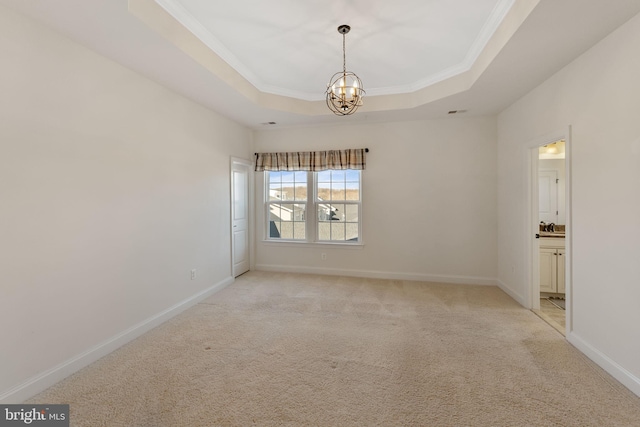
[230,157,254,277]
[526,126,572,334]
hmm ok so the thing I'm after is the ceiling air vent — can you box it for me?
[447,110,468,115]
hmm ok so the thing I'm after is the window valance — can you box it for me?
[254,148,367,172]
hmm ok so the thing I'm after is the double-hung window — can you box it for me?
[266,169,362,244]
[267,171,308,240]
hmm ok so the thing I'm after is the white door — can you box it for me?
[231,160,250,277]
[539,170,558,224]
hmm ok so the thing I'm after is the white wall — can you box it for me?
[497,12,640,394]
[0,6,252,401]
[253,117,497,284]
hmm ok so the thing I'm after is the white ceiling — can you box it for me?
[2,0,640,130]
[156,0,513,100]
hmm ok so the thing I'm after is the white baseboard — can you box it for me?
[567,332,640,398]
[495,279,527,306]
[0,276,234,404]
[254,264,497,286]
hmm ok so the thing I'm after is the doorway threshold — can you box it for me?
[532,308,565,336]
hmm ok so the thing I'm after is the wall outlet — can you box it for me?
[321,253,327,260]
[190,269,197,280]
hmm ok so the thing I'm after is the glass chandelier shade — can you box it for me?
[326,25,365,116]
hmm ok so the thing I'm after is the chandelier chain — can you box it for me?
[342,33,346,73]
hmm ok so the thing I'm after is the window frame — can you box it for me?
[264,170,363,246]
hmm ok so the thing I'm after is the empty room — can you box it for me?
[1,0,640,425]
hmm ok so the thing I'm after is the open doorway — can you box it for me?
[537,140,567,334]
[528,130,572,336]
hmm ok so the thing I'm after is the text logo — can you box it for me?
[0,405,69,427]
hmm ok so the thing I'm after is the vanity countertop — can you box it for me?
[539,232,565,238]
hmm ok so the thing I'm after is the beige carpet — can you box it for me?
[28,271,640,426]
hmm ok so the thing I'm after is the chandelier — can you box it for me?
[326,25,365,116]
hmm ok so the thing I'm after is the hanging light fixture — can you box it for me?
[326,25,365,115]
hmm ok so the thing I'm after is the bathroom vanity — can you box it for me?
[539,235,565,294]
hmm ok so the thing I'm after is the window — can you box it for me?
[266,170,362,243]
[267,171,307,240]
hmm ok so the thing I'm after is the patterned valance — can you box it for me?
[254,148,367,172]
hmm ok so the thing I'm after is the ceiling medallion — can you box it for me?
[325,25,365,116]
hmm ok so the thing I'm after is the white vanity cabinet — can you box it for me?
[539,237,565,294]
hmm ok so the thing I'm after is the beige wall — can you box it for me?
[497,12,640,394]
[253,117,498,284]
[0,6,252,401]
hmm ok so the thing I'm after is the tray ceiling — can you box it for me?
[2,0,640,128]
[155,0,514,100]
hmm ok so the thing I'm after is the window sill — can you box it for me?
[261,240,364,250]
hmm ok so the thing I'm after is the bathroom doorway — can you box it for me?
[528,129,572,336]
[537,140,567,334]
